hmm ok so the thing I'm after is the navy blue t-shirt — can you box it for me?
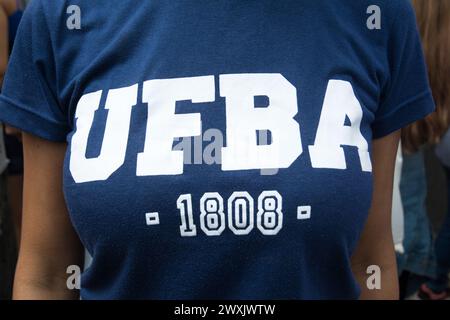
[0,0,434,299]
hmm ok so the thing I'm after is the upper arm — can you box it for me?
[14,132,83,299]
[351,131,401,299]
[352,131,400,264]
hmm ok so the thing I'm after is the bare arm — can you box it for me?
[0,2,9,87]
[13,133,84,300]
[351,130,400,300]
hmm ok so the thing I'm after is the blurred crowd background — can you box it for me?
[0,0,449,300]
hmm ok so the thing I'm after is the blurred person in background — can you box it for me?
[428,129,450,300]
[413,0,450,301]
[0,0,25,246]
[399,0,450,300]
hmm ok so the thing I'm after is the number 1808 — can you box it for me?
[177,191,283,237]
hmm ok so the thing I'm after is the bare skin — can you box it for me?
[351,130,401,299]
[13,131,400,299]
[13,133,83,300]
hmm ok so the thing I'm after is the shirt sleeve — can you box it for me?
[371,0,435,139]
[0,0,70,142]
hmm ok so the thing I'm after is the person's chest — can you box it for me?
[58,0,382,253]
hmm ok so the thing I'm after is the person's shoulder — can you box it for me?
[27,0,66,12]
[354,0,414,12]
[366,0,415,29]
[379,0,418,37]
[25,0,77,17]
[342,0,417,34]
[343,0,415,21]
[327,0,414,26]
[28,0,108,23]
[23,0,78,28]
[384,0,416,21]
[34,0,109,11]
[384,0,415,12]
